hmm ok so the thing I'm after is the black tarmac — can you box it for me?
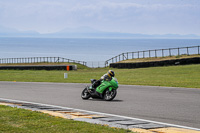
[0,81,199,129]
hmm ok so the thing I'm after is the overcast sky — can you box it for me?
[0,0,199,35]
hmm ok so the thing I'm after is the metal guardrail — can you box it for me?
[0,57,87,66]
[1,46,199,68]
[105,46,200,67]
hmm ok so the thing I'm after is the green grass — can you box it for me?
[0,105,131,133]
[0,62,88,69]
[0,64,200,88]
[119,54,200,63]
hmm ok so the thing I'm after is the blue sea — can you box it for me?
[0,37,200,67]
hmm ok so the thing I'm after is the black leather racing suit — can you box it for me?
[92,74,112,89]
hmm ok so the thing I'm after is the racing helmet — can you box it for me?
[107,70,115,77]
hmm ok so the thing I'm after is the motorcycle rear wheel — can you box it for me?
[81,88,91,100]
[103,89,117,101]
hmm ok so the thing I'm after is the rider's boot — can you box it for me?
[88,86,95,93]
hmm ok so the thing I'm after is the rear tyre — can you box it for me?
[81,88,91,100]
[103,89,117,101]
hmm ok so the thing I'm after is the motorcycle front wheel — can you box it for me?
[81,88,91,100]
[103,89,117,101]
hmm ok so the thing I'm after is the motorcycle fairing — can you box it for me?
[96,77,118,94]
[96,81,110,94]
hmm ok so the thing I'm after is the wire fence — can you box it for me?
[86,61,106,68]
[105,45,200,67]
[0,57,87,66]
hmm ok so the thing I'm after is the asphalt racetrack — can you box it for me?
[0,81,200,129]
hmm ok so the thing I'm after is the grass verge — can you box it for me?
[0,105,131,133]
[0,62,88,69]
[0,64,200,88]
[119,54,200,63]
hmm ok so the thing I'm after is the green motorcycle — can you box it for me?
[81,77,119,101]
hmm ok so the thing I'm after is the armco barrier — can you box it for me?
[110,57,200,69]
[0,65,77,71]
[105,46,200,67]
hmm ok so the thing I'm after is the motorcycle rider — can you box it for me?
[91,70,115,90]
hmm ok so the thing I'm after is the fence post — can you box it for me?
[155,50,157,58]
[122,53,124,60]
[105,61,108,67]
[149,50,151,58]
[143,51,145,58]
[138,51,139,58]
[132,52,134,59]
[162,49,164,57]
[169,48,171,56]
[187,47,189,55]
[178,48,180,56]
[198,46,199,55]
[127,53,128,60]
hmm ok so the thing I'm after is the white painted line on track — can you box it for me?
[1,97,200,131]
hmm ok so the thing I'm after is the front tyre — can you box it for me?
[81,88,91,100]
[103,89,117,101]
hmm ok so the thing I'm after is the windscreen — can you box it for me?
[113,77,118,84]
